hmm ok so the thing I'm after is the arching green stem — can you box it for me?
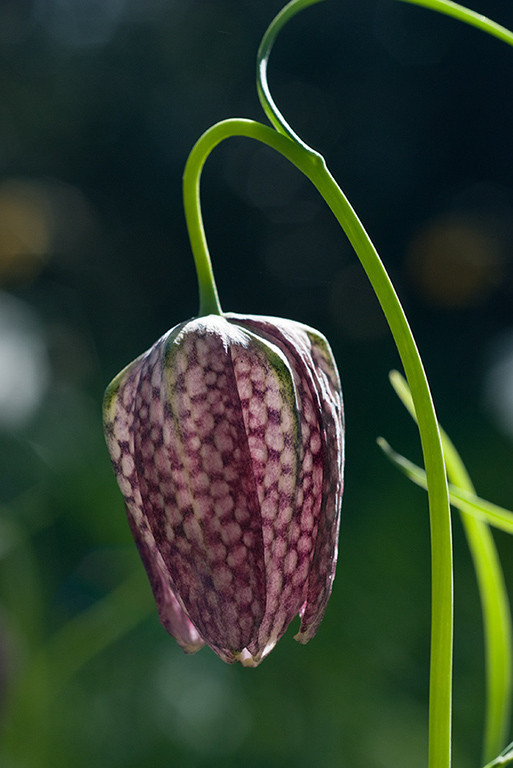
[182,116,453,767]
[257,0,513,153]
[183,150,223,316]
[257,0,326,154]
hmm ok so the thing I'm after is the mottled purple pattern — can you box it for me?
[227,314,344,645]
[104,340,205,654]
[103,313,344,666]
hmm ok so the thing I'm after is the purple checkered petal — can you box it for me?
[103,340,205,654]
[127,511,205,653]
[228,327,317,663]
[103,312,344,666]
[295,329,344,641]
[226,315,344,652]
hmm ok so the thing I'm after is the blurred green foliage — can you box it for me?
[1,0,513,766]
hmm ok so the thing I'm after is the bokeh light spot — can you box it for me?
[0,292,50,429]
[0,180,51,286]
[406,217,503,308]
[485,330,513,439]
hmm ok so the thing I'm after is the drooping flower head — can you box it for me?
[103,312,344,666]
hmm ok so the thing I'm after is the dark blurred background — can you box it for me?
[1,0,513,765]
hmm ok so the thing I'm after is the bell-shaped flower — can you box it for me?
[103,313,344,666]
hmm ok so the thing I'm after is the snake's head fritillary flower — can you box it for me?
[103,313,344,666]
